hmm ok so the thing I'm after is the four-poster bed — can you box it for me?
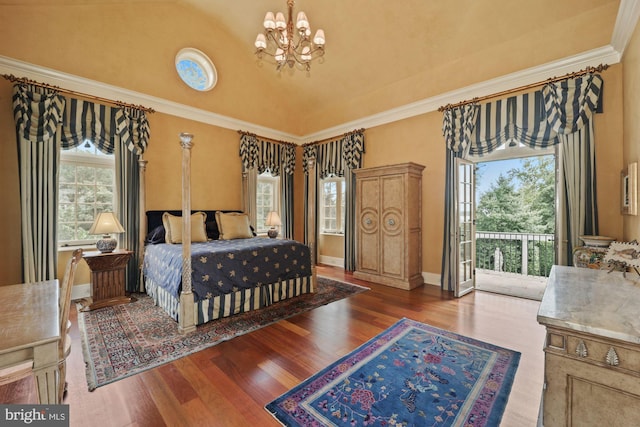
[141,133,316,333]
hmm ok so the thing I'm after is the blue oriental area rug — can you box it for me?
[266,318,520,427]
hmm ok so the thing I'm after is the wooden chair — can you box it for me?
[57,248,82,401]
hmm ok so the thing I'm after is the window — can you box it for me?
[256,171,280,233]
[58,141,116,246]
[320,177,345,234]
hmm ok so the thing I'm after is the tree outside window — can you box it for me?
[58,141,115,246]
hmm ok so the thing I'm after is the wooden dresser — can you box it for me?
[537,266,640,426]
[353,162,424,290]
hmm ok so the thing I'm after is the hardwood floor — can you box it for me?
[6,266,546,426]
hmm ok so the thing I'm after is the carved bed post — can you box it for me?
[138,156,148,291]
[179,133,196,334]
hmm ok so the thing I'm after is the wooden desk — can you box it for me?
[0,280,61,404]
[82,249,134,311]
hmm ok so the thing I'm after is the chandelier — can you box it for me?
[254,0,326,72]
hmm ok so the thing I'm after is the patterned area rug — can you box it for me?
[78,276,368,391]
[266,318,520,427]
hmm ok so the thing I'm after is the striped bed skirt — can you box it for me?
[144,275,315,325]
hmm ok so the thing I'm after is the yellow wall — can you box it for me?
[623,20,640,240]
[0,4,634,286]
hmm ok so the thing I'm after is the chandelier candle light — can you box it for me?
[89,212,125,253]
[255,0,325,71]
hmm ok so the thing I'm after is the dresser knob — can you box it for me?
[388,219,395,226]
[365,218,372,225]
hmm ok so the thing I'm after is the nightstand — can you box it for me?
[81,249,135,311]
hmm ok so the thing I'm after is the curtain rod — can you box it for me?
[2,74,155,113]
[237,130,296,147]
[437,64,609,112]
[302,128,365,147]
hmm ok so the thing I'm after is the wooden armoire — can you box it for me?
[353,162,424,290]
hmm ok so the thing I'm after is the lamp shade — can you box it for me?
[89,212,124,253]
[89,212,125,235]
[265,211,282,227]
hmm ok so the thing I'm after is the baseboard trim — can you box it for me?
[422,272,441,287]
[318,255,344,268]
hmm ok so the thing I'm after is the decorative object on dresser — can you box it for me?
[537,266,640,426]
[573,235,616,269]
[81,249,134,311]
[353,162,425,289]
[88,212,125,253]
[265,211,282,238]
[603,240,640,275]
[266,318,521,427]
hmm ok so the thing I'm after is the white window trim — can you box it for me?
[256,172,280,234]
[58,148,116,247]
[319,176,345,235]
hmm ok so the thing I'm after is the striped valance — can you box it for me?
[239,133,295,176]
[443,73,603,157]
[303,130,365,177]
[13,84,150,155]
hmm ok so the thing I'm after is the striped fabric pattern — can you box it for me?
[13,83,150,283]
[60,99,150,155]
[144,274,314,325]
[442,103,479,155]
[441,73,604,289]
[543,73,603,135]
[13,84,65,143]
[238,133,295,176]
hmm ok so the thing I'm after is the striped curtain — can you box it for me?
[440,74,603,289]
[13,84,65,282]
[543,75,602,264]
[13,85,150,284]
[239,133,295,234]
[117,108,150,292]
[303,130,365,270]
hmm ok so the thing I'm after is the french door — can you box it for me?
[455,158,475,297]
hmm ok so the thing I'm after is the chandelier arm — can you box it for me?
[255,0,325,72]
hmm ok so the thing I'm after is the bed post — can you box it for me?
[179,133,196,334]
[307,156,318,284]
[138,156,148,292]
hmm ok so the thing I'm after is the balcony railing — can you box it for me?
[476,231,555,277]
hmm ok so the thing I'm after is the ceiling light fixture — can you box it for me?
[254,0,325,72]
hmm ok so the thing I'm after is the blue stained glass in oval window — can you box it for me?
[176,59,208,91]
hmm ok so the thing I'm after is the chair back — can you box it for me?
[59,249,82,342]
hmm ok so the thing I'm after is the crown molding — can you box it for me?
[0,43,623,145]
[303,45,621,142]
[0,55,302,144]
[611,0,640,54]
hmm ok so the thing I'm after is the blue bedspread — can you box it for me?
[142,238,312,302]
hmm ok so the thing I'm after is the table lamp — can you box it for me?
[89,212,125,253]
[265,211,282,239]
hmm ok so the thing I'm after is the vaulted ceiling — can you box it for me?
[0,0,626,137]
[178,0,621,131]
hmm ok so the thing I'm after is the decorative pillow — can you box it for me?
[162,212,208,244]
[215,212,253,240]
[145,225,166,244]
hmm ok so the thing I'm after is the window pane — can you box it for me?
[58,150,115,245]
